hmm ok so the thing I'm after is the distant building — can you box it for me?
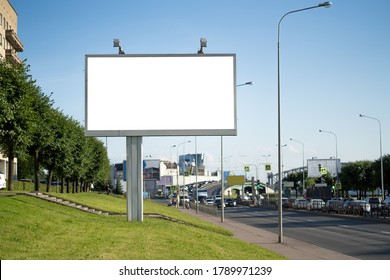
[112,155,220,197]
[0,0,22,181]
[0,0,24,64]
[178,153,205,175]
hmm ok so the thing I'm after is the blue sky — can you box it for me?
[11,0,390,182]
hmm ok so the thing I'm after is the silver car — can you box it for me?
[307,199,325,210]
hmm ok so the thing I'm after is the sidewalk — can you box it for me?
[178,207,358,260]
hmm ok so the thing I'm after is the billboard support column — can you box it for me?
[126,136,143,222]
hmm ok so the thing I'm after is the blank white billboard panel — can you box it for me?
[85,54,236,136]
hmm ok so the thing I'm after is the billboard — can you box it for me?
[85,54,236,136]
[307,158,341,178]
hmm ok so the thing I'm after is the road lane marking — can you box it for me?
[339,225,350,228]
[381,231,390,235]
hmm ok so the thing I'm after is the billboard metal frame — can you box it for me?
[85,53,237,137]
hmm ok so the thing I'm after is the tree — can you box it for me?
[372,154,390,197]
[27,88,55,191]
[340,160,374,199]
[114,176,124,195]
[0,61,36,190]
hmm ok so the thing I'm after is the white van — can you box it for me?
[0,172,6,189]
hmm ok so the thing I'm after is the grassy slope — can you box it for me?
[0,193,285,260]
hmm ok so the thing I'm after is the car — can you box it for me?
[363,197,382,212]
[350,200,370,215]
[307,199,325,211]
[215,198,225,208]
[382,197,390,209]
[293,198,308,209]
[342,200,355,214]
[205,198,214,205]
[225,198,237,207]
[282,198,296,208]
[0,172,6,189]
[324,199,342,213]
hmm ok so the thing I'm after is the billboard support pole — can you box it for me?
[126,136,143,222]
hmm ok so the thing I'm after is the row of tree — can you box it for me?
[284,155,390,198]
[0,60,110,192]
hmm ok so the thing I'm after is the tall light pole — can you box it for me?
[359,114,384,201]
[176,140,191,208]
[290,138,305,194]
[277,1,332,243]
[221,80,254,222]
[170,145,176,197]
[319,129,339,181]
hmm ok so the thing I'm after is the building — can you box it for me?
[1,0,22,182]
[0,0,24,64]
[178,153,206,175]
[112,155,220,197]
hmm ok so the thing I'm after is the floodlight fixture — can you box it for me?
[198,38,207,54]
[113,38,125,54]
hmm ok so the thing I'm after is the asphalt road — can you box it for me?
[220,206,390,260]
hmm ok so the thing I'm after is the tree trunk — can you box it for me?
[61,177,65,193]
[66,178,70,193]
[6,149,15,191]
[46,169,53,192]
[34,150,40,192]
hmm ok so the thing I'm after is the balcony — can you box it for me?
[5,49,22,65]
[5,29,24,52]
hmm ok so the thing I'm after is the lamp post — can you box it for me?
[176,140,191,208]
[359,114,384,201]
[277,1,332,243]
[290,138,305,194]
[319,129,339,192]
[170,145,176,197]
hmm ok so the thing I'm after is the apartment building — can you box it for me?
[0,0,22,180]
[0,0,23,64]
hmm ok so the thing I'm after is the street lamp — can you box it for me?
[359,114,384,201]
[290,138,305,194]
[319,129,339,181]
[277,1,332,243]
[237,81,253,87]
[175,140,191,208]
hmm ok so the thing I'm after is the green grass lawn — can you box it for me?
[0,192,285,260]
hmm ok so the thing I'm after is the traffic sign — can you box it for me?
[244,165,250,172]
[320,167,328,175]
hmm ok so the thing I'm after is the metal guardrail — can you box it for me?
[258,199,390,221]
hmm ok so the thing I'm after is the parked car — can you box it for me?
[282,198,296,208]
[364,197,382,212]
[307,199,325,211]
[382,197,390,210]
[342,200,356,214]
[350,200,371,215]
[293,198,309,209]
[0,172,6,189]
[324,199,342,213]
[225,198,237,207]
[276,197,288,207]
